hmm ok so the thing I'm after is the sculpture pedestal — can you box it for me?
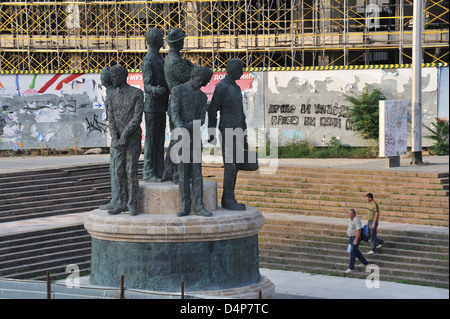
[84,180,275,298]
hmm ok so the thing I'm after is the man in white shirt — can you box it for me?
[346,209,369,274]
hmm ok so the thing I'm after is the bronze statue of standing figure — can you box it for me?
[141,28,169,183]
[209,59,248,211]
[106,64,144,216]
[170,66,213,217]
[162,28,195,185]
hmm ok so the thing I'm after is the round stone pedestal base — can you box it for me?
[84,207,274,298]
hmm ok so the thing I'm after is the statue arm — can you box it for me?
[119,90,144,143]
[169,86,183,129]
[106,94,120,142]
[143,59,165,96]
[200,95,208,127]
[208,85,222,129]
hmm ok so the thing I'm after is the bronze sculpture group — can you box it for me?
[102,28,254,217]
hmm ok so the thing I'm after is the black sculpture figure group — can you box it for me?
[100,28,255,218]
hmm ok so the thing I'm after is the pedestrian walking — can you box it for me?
[366,193,386,254]
[345,209,369,274]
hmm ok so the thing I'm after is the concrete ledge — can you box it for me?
[84,206,266,243]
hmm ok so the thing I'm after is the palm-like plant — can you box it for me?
[343,84,385,146]
[423,118,449,155]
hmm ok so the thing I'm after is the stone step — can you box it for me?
[62,164,111,176]
[0,225,92,281]
[260,229,449,254]
[251,200,449,225]
[235,193,449,216]
[0,168,62,180]
[261,224,450,247]
[232,182,450,203]
[0,204,106,223]
[234,189,450,210]
[202,167,449,188]
[260,251,449,284]
[0,224,87,243]
[262,215,450,240]
[0,198,108,217]
[0,180,89,195]
[260,247,449,276]
[0,193,109,212]
[208,175,449,197]
[258,261,448,288]
[0,233,91,255]
[1,254,92,280]
[0,241,91,266]
[260,207,449,227]
[259,237,448,266]
[0,171,70,186]
[259,164,449,178]
[0,183,110,201]
[0,188,109,207]
[0,247,92,276]
[259,241,449,268]
[0,174,83,190]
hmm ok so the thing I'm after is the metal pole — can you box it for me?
[411,0,423,164]
[46,271,51,299]
[120,275,125,299]
[181,281,185,299]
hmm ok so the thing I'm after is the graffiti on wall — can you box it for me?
[0,72,107,150]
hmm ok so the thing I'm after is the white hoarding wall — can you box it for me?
[0,67,442,151]
[265,67,439,147]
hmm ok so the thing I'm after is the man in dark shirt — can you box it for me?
[141,28,169,182]
[171,66,213,217]
[107,64,144,216]
[208,59,247,211]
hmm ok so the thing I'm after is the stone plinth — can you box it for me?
[138,180,217,215]
[84,181,275,298]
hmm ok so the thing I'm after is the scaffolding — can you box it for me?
[0,0,448,72]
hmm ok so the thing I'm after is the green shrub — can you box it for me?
[343,84,385,146]
[424,118,449,155]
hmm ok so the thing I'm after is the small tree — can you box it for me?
[423,118,449,155]
[343,84,385,146]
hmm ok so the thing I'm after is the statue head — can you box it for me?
[100,67,113,88]
[110,64,128,88]
[190,66,213,90]
[145,28,164,50]
[226,58,244,81]
[166,28,186,51]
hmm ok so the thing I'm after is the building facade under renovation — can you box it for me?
[0,0,448,71]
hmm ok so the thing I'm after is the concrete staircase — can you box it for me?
[0,225,91,281]
[0,161,448,288]
[202,165,449,227]
[0,164,141,223]
[258,213,449,288]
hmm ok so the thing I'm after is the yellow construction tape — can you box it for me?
[0,63,447,75]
